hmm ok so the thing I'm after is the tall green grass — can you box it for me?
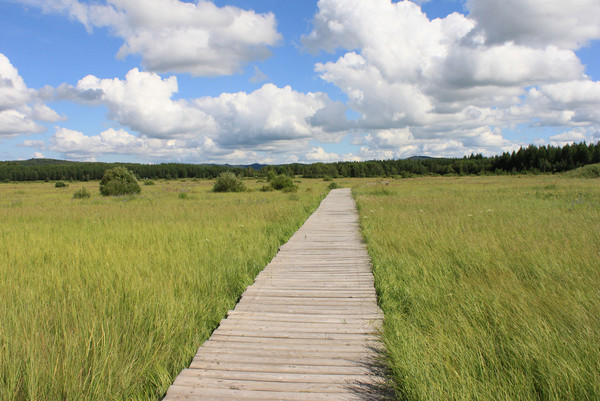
[354,176,600,401]
[0,179,327,400]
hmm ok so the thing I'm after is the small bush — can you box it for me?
[178,192,189,199]
[323,175,333,182]
[55,181,68,188]
[328,182,340,190]
[564,163,600,179]
[143,180,155,186]
[99,167,141,196]
[282,185,298,193]
[73,187,91,199]
[212,171,246,192]
[260,185,274,192]
[269,174,296,191]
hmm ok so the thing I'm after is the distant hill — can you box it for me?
[9,158,76,166]
[563,163,600,178]
[1,141,599,181]
[7,159,269,170]
[225,163,268,170]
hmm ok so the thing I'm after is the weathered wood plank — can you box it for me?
[174,369,369,384]
[191,353,368,367]
[163,189,386,400]
[164,385,359,400]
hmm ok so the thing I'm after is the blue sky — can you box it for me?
[1,0,599,164]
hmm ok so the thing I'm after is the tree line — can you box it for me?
[1,141,599,182]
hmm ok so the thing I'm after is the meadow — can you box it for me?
[0,178,329,400]
[2,174,599,401]
[354,175,600,400]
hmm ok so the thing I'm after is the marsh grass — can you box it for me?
[354,176,600,401]
[0,179,328,400]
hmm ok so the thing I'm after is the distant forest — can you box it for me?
[1,141,599,182]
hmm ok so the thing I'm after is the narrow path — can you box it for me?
[163,188,387,400]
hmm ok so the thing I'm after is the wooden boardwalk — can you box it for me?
[163,188,387,400]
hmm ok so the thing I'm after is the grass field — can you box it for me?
[0,178,328,400]
[354,175,600,400]
[2,175,598,400]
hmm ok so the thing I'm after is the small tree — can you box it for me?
[212,171,246,192]
[99,167,141,196]
[73,187,91,199]
[269,174,296,191]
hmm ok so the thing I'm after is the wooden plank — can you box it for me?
[166,378,354,394]
[216,320,378,333]
[194,348,377,360]
[163,189,386,400]
[206,334,380,346]
[232,304,381,314]
[242,287,376,295]
[191,353,368,367]
[200,338,377,354]
[174,368,369,384]
[187,361,370,375]
[164,385,359,400]
[210,330,378,342]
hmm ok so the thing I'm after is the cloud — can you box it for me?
[302,0,600,157]
[547,128,599,147]
[24,0,281,76]
[249,66,268,83]
[42,126,312,164]
[0,54,31,111]
[46,127,213,161]
[73,68,217,138]
[305,146,341,162]
[0,53,63,137]
[355,127,516,159]
[194,83,330,148]
[52,68,334,153]
[466,0,600,49]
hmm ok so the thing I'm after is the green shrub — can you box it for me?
[178,192,189,199]
[212,171,246,192]
[260,185,273,192]
[323,175,333,182]
[282,185,298,193]
[99,167,141,196]
[73,187,91,199]
[269,174,296,191]
[143,180,155,186]
[328,182,340,190]
[564,163,600,178]
[55,181,68,188]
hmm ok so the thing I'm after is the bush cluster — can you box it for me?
[99,167,141,196]
[73,187,91,199]
[268,174,297,192]
[269,174,294,190]
[55,181,68,188]
[212,172,246,192]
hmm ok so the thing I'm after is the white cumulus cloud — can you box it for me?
[23,0,281,76]
[52,68,334,153]
[0,53,63,137]
[303,0,600,157]
[466,0,600,49]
